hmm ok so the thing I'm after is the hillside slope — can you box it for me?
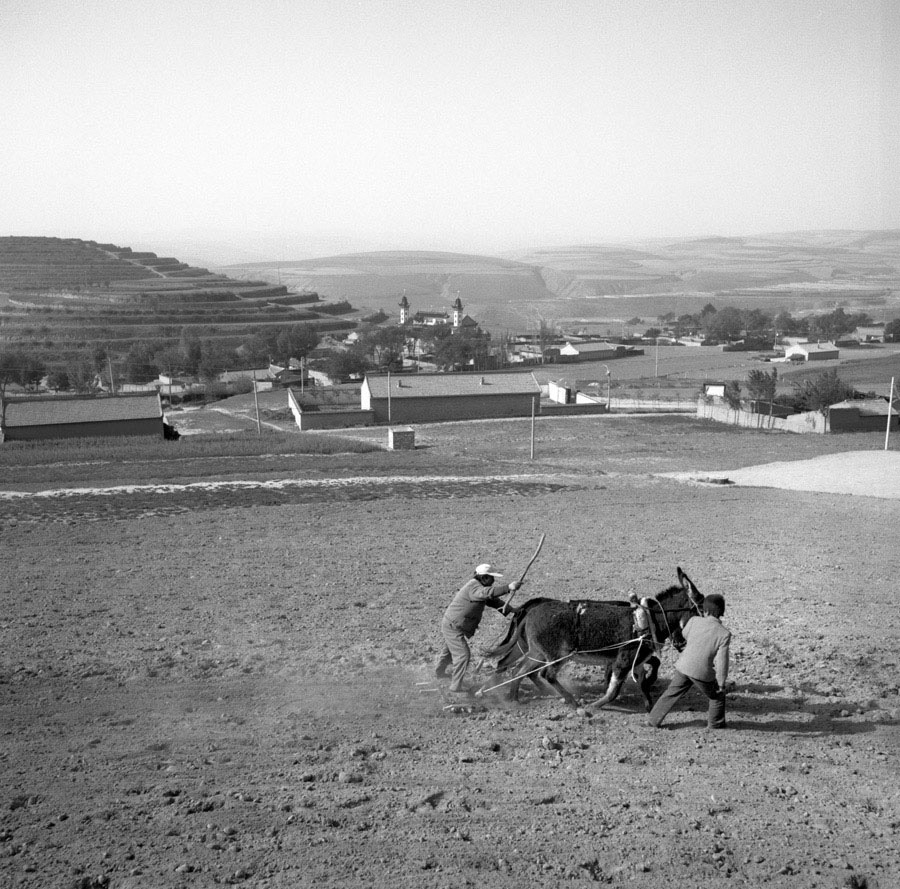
[218,231,900,333]
[0,237,357,361]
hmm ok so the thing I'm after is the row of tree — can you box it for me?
[321,324,493,380]
[650,305,899,344]
[721,367,860,417]
[0,320,495,395]
[0,324,325,394]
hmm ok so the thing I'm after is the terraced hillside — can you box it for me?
[0,237,358,362]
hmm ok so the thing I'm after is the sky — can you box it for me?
[2,0,899,264]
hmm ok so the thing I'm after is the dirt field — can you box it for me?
[1,416,898,888]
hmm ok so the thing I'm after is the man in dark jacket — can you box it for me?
[647,593,731,729]
[435,563,521,695]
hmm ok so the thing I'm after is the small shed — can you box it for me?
[1,393,164,442]
[387,426,415,449]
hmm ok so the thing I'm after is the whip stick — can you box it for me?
[518,532,545,584]
[473,533,545,677]
[505,532,545,608]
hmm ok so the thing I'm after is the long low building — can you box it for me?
[361,371,541,424]
[1,392,164,441]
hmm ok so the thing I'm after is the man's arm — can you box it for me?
[483,581,521,615]
[714,634,731,689]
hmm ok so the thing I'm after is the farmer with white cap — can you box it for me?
[435,562,523,695]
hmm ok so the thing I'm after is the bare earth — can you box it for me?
[666,450,900,500]
[1,418,898,889]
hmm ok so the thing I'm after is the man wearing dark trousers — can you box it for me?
[647,593,730,729]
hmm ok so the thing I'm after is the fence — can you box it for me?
[696,399,828,433]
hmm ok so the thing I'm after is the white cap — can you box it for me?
[475,563,503,577]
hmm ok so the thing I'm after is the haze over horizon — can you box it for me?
[3,0,899,267]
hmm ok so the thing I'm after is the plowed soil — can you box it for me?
[1,416,898,889]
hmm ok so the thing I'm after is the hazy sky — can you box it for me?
[2,0,899,262]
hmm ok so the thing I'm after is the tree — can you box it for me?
[197,339,234,383]
[746,368,777,405]
[774,310,805,338]
[703,306,743,342]
[531,317,560,362]
[179,329,203,375]
[885,318,900,342]
[433,329,489,371]
[808,308,872,342]
[792,369,857,418]
[359,326,407,370]
[155,345,188,377]
[323,347,371,382]
[66,355,99,393]
[271,324,320,366]
[723,380,742,411]
[123,343,159,384]
[241,332,272,367]
[45,367,71,391]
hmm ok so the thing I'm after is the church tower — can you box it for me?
[399,294,410,325]
[451,295,463,328]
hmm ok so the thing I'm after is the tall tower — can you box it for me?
[399,295,410,325]
[451,295,463,328]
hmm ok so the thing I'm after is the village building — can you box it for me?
[828,398,899,433]
[558,341,620,362]
[1,392,165,442]
[399,295,470,330]
[854,325,885,344]
[784,342,840,362]
[360,371,540,424]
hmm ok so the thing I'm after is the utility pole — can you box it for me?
[252,371,261,436]
[886,376,895,451]
[107,357,116,395]
[530,394,536,460]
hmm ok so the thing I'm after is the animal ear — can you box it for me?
[677,566,686,586]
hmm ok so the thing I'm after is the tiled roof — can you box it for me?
[364,372,540,399]
[791,342,838,353]
[4,393,162,428]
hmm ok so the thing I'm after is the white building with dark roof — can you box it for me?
[361,371,540,424]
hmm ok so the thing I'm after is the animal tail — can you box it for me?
[481,597,556,660]
[482,610,525,660]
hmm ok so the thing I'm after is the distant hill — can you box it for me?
[218,250,557,332]
[218,231,900,334]
[0,236,359,361]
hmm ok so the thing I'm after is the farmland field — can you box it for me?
[1,415,898,888]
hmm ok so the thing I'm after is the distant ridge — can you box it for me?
[216,231,900,332]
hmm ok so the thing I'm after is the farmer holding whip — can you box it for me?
[434,535,544,696]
